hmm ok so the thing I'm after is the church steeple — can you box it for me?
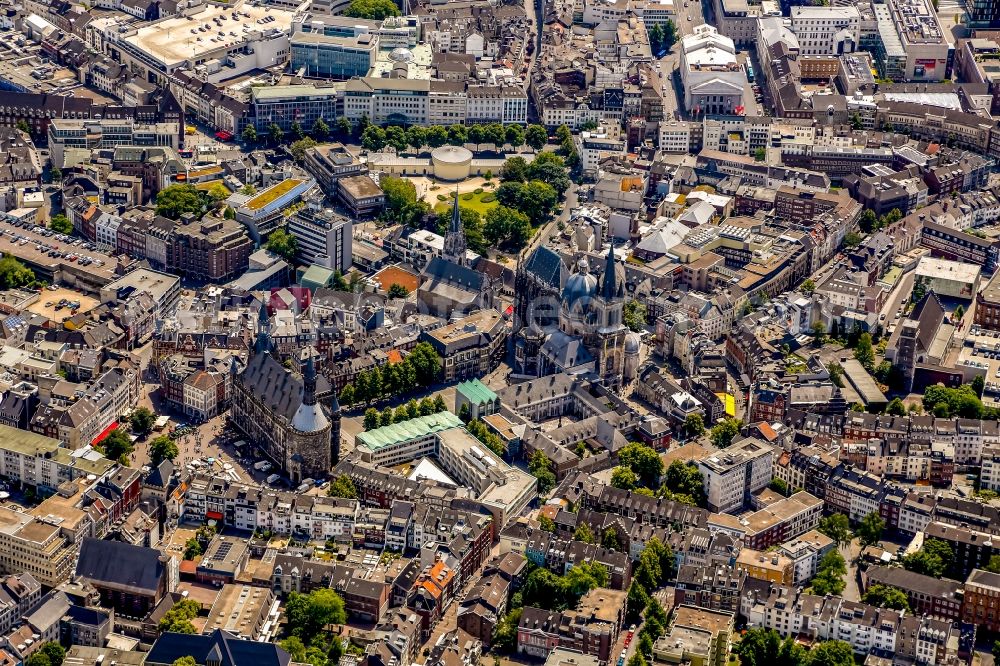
[302,353,317,407]
[443,189,467,266]
[254,299,271,355]
[600,242,622,300]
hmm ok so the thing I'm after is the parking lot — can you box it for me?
[2,220,109,268]
[0,217,119,284]
[25,287,99,322]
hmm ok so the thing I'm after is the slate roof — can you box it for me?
[912,291,946,354]
[146,630,291,666]
[522,246,566,289]
[145,459,175,489]
[423,257,487,291]
[75,538,165,594]
[238,352,331,422]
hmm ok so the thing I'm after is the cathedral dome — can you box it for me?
[625,332,641,354]
[562,271,597,307]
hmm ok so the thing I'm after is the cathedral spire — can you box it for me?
[254,299,271,355]
[302,353,317,406]
[600,242,619,300]
[443,189,467,266]
[450,188,462,234]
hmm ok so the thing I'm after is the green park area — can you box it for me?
[432,188,497,217]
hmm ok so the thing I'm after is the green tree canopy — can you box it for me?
[484,205,533,251]
[617,442,663,488]
[156,183,204,219]
[611,466,638,490]
[810,550,847,596]
[129,407,156,436]
[0,257,33,290]
[501,156,530,183]
[290,137,318,162]
[525,151,570,194]
[387,283,410,298]
[279,637,307,663]
[159,599,200,633]
[806,641,854,666]
[862,584,910,611]
[528,450,556,494]
[285,589,347,641]
[39,644,65,666]
[573,522,596,544]
[856,512,885,548]
[710,418,742,448]
[817,513,852,547]
[381,176,428,226]
[526,125,548,151]
[734,628,807,666]
[150,435,179,464]
[101,429,134,464]
[886,397,906,416]
[363,408,380,430]
[344,0,400,19]
[424,125,448,148]
[684,413,705,438]
[661,461,706,506]
[361,125,387,152]
[267,122,284,145]
[902,538,954,578]
[624,299,647,332]
[183,537,203,561]
[266,229,298,263]
[313,117,331,140]
[854,332,876,373]
[50,214,73,234]
[327,474,358,499]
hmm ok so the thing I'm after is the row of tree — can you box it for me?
[24,643,65,666]
[465,418,506,457]
[809,549,847,596]
[816,512,885,549]
[646,20,679,54]
[629,595,670,666]
[338,342,441,407]
[736,628,856,666]
[362,394,448,430]
[609,443,707,507]
[241,117,348,148]
[361,123,549,154]
[625,537,676,625]
[528,450,557,495]
[858,208,902,234]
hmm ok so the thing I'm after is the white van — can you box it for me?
[266,473,280,485]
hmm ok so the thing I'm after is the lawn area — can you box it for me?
[432,189,497,217]
[785,355,808,373]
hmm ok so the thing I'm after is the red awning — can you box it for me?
[92,422,118,447]
[207,511,223,520]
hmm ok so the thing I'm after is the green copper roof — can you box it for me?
[356,411,463,451]
[456,379,497,406]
